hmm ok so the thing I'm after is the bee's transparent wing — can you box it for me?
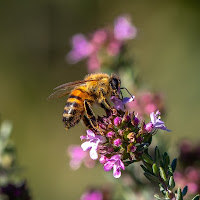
[47,79,98,100]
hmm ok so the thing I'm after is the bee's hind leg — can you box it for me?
[84,100,104,135]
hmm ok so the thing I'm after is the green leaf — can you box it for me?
[159,183,165,193]
[141,165,149,173]
[163,152,170,171]
[154,194,163,200]
[192,194,200,200]
[182,186,188,196]
[159,167,167,182]
[171,158,177,172]
[176,188,183,200]
[155,146,161,164]
[168,165,173,177]
[144,172,160,184]
[152,163,159,176]
[168,176,175,189]
[142,153,154,165]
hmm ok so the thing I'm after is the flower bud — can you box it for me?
[107,131,115,138]
[113,138,122,147]
[114,117,122,126]
[130,145,137,152]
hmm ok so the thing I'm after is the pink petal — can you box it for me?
[113,165,121,178]
[86,130,95,138]
[104,161,115,171]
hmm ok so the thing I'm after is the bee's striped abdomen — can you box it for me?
[63,88,89,129]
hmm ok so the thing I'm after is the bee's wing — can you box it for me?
[47,79,98,100]
[47,87,74,100]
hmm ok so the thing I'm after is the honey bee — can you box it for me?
[48,73,121,130]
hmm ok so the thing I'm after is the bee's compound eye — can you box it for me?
[110,78,119,90]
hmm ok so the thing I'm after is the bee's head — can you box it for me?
[109,74,121,98]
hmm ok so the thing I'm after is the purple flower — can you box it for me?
[81,130,105,160]
[103,154,125,178]
[107,131,115,138]
[114,117,122,126]
[67,34,93,63]
[68,145,87,170]
[114,16,137,40]
[110,96,135,111]
[80,190,103,200]
[145,111,171,132]
[113,138,122,147]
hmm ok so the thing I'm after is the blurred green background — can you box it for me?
[0,0,200,199]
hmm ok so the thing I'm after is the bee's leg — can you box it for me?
[82,115,93,129]
[84,100,104,136]
[100,99,110,113]
[84,100,98,129]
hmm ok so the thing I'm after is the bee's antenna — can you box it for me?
[120,87,134,99]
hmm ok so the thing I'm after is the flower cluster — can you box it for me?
[80,97,170,178]
[66,16,137,72]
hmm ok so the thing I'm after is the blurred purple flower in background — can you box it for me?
[114,16,137,40]
[68,145,95,170]
[80,189,103,200]
[67,34,94,63]
[128,91,165,117]
[66,15,137,73]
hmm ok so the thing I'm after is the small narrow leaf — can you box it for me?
[154,194,163,200]
[168,176,175,189]
[171,158,177,172]
[182,186,188,196]
[192,194,200,200]
[177,188,183,200]
[152,163,159,176]
[168,165,173,177]
[155,146,161,163]
[163,152,170,171]
[159,167,167,182]
[144,172,160,184]
[142,153,154,165]
[140,165,149,173]
[159,183,166,195]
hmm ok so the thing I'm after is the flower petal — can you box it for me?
[122,96,135,104]
[113,164,121,178]
[103,161,115,171]
[86,130,95,138]
[89,148,98,160]
[81,141,92,151]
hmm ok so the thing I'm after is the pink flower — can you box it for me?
[80,190,103,200]
[68,145,95,170]
[145,111,171,132]
[81,130,105,160]
[87,53,101,73]
[113,138,122,147]
[103,154,125,178]
[68,145,87,170]
[114,16,137,40]
[67,34,93,63]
